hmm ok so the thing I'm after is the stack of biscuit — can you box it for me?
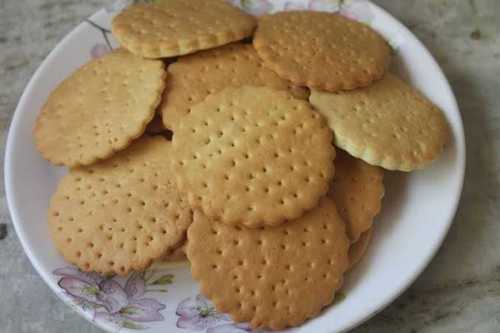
[34,0,449,330]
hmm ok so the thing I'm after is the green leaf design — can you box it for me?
[145,288,168,293]
[151,274,174,285]
[241,0,251,10]
[122,321,146,330]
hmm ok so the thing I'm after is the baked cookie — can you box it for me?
[112,0,256,58]
[254,11,391,92]
[171,86,334,228]
[310,74,450,171]
[48,137,192,275]
[160,43,308,129]
[34,49,165,167]
[187,197,350,330]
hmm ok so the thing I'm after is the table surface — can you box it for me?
[1,0,499,332]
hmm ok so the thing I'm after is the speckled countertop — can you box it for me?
[1,0,499,332]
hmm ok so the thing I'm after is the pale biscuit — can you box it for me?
[160,43,308,129]
[254,11,391,92]
[310,74,450,171]
[48,137,192,276]
[112,0,256,58]
[171,86,334,228]
[348,228,373,270]
[328,150,384,242]
[34,49,165,167]
[187,197,350,330]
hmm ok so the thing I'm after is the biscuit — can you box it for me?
[187,197,350,330]
[328,150,384,242]
[160,43,308,129]
[310,74,450,171]
[48,137,192,275]
[348,228,372,270]
[253,11,391,92]
[34,49,165,167]
[112,0,256,58]
[171,86,334,228]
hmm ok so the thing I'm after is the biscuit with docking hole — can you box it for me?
[160,43,308,130]
[187,197,350,330]
[310,74,450,171]
[253,11,391,92]
[34,49,165,167]
[112,0,256,58]
[170,86,334,228]
[49,137,192,276]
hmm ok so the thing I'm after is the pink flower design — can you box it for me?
[125,271,146,299]
[175,294,297,332]
[176,295,232,330]
[54,267,168,330]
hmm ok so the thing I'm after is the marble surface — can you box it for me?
[0,0,499,332]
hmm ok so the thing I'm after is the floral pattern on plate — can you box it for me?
[229,0,373,23]
[54,266,173,330]
[175,294,299,333]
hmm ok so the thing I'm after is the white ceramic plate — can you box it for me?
[5,1,465,332]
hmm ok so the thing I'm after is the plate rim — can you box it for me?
[4,9,120,333]
[4,2,466,333]
[331,3,466,331]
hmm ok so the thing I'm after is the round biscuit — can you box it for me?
[310,73,450,171]
[187,197,350,330]
[111,0,256,58]
[49,136,192,276]
[328,150,384,242]
[160,43,308,130]
[253,11,391,92]
[34,49,165,167]
[170,86,334,228]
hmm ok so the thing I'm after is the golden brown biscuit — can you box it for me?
[187,197,350,330]
[171,86,334,228]
[254,11,391,92]
[160,43,308,129]
[112,0,256,58]
[49,137,192,275]
[34,49,165,167]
